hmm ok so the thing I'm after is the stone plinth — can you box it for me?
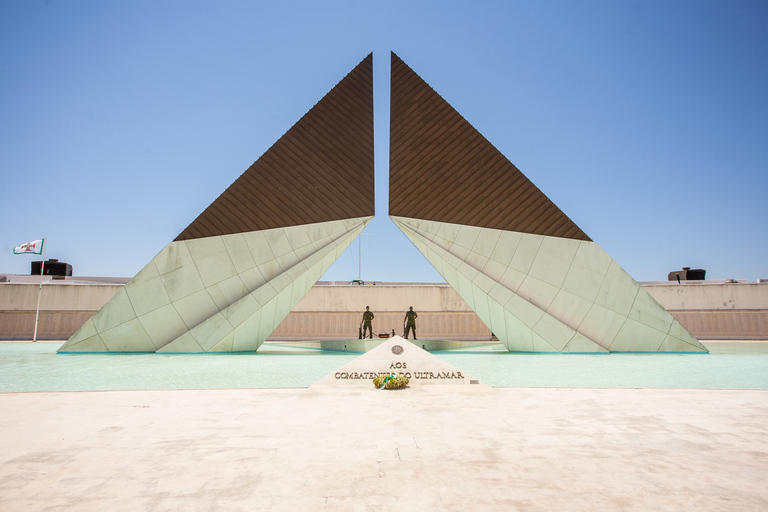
[311,336,487,388]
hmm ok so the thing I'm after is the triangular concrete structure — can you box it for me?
[311,336,487,388]
[59,55,375,353]
[389,54,706,353]
[390,52,588,240]
[178,54,374,240]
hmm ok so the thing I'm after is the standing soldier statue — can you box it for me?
[403,306,418,340]
[361,306,374,339]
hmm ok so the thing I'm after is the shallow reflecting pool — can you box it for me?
[437,343,768,389]
[2,341,767,392]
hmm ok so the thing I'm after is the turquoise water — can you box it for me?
[437,344,768,389]
[2,342,768,392]
[0,343,358,392]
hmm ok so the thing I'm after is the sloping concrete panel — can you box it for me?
[394,216,705,353]
[159,219,369,352]
[59,218,371,353]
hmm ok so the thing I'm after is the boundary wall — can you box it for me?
[1,278,766,341]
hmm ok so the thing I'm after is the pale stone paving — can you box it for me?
[1,387,766,511]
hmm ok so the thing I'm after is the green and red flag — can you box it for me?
[13,239,44,255]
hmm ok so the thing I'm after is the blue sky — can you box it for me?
[1,0,766,283]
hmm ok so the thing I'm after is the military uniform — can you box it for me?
[404,308,418,340]
[362,309,374,339]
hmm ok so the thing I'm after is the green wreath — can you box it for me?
[373,373,410,389]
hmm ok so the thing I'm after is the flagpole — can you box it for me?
[32,238,46,343]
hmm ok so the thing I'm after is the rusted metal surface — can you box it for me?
[389,52,590,241]
[176,54,374,241]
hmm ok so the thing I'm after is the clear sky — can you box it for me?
[1,0,766,283]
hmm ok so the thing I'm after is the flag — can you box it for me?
[13,239,44,255]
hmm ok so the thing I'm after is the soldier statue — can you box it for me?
[403,306,418,340]
[361,306,374,339]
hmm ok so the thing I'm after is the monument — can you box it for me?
[389,52,706,353]
[58,55,375,352]
[58,51,705,354]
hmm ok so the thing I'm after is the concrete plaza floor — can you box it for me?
[1,385,767,511]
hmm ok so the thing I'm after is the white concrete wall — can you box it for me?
[2,281,767,340]
[6,281,768,314]
[644,283,768,311]
[291,284,473,312]
[0,283,124,311]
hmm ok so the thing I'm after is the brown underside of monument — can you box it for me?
[389,52,590,241]
[175,54,375,241]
